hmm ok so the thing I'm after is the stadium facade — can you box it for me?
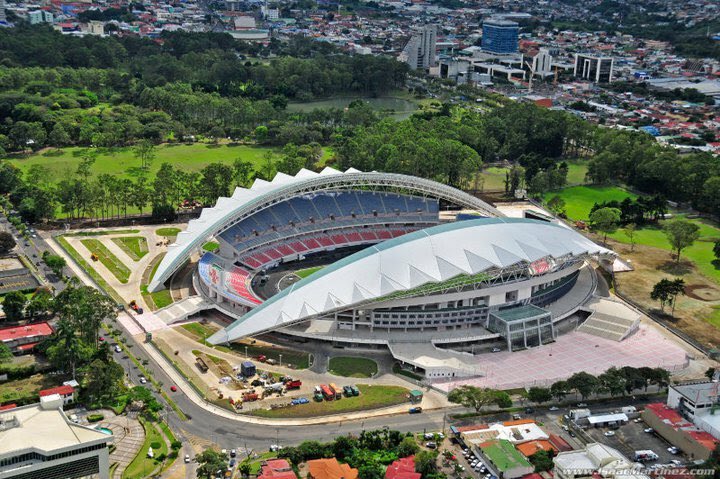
[150,168,615,377]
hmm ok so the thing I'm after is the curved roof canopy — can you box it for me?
[149,168,502,292]
[207,218,614,345]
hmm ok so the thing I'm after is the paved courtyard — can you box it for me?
[432,322,690,392]
[99,415,144,479]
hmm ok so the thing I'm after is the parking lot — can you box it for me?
[583,418,680,465]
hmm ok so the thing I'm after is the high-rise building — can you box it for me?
[573,54,614,83]
[0,0,6,23]
[401,24,437,70]
[482,19,519,54]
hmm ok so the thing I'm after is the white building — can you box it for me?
[0,397,111,479]
[401,24,437,70]
[554,443,649,479]
[574,54,614,83]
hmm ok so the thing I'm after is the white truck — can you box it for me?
[634,450,659,462]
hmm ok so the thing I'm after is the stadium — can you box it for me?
[149,168,622,378]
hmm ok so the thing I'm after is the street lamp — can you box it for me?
[245,346,248,359]
[279,354,282,367]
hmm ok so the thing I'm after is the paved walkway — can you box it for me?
[99,415,145,479]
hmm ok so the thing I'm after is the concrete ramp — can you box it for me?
[154,296,213,325]
[577,297,640,341]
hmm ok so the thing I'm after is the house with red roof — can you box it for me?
[385,456,420,479]
[0,322,53,354]
[259,459,297,479]
[39,385,76,406]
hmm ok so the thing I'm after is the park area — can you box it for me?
[542,184,720,349]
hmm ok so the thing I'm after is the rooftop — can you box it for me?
[39,385,75,397]
[490,304,550,323]
[0,322,53,342]
[0,402,110,457]
[307,458,358,479]
[671,382,720,405]
[385,456,420,479]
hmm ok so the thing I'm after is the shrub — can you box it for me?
[171,440,182,450]
[87,414,104,423]
[150,441,162,449]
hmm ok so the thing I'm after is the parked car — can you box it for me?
[667,446,680,455]
[170,386,177,392]
[577,403,588,407]
[139,376,147,384]
[425,442,437,449]
[491,348,501,353]
[270,445,284,452]
[604,431,615,437]
[114,345,122,353]
[549,406,559,411]
[409,407,423,414]
[644,428,654,433]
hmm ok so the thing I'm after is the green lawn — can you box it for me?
[566,161,589,185]
[80,238,131,283]
[480,167,509,191]
[202,241,219,252]
[543,185,637,221]
[248,384,409,418]
[0,374,67,405]
[10,143,278,180]
[608,217,720,284]
[295,266,324,278]
[328,357,378,378]
[123,419,169,479]
[65,229,140,237]
[180,322,217,343]
[112,236,148,261]
[56,236,124,303]
[144,289,174,310]
[156,227,181,238]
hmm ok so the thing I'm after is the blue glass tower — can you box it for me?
[482,19,519,54]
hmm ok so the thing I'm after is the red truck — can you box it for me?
[285,380,302,390]
[242,392,259,402]
[320,384,334,401]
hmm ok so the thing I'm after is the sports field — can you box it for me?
[295,266,324,278]
[543,185,636,221]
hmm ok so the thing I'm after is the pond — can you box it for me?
[287,96,418,119]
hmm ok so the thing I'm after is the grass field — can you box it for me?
[112,236,148,261]
[156,227,181,238]
[180,322,217,344]
[144,289,173,310]
[65,229,140,237]
[328,357,378,378]
[123,419,168,479]
[248,384,409,418]
[10,143,279,180]
[480,161,588,192]
[543,185,637,221]
[0,374,66,405]
[202,241,219,252]
[608,217,720,284]
[80,238,131,283]
[295,266,324,278]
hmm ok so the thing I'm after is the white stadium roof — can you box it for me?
[208,218,614,345]
[148,168,502,292]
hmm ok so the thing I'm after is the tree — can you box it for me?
[714,241,720,261]
[2,291,26,322]
[651,278,686,315]
[664,219,700,263]
[332,435,358,460]
[529,450,554,472]
[238,463,251,478]
[397,436,420,458]
[0,342,12,363]
[567,372,598,400]
[589,207,621,244]
[705,367,717,381]
[53,285,116,347]
[547,196,566,217]
[550,380,569,402]
[133,139,156,170]
[196,449,228,479]
[45,319,94,379]
[0,232,16,255]
[598,367,627,397]
[447,385,510,412]
[232,159,255,187]
[624,223,637,252]
[527,387,552,405]
[83,358,124,403]
[42,251,66,277]
[200,163,234,205]
[414,450,438,477]
[25,289,53,318]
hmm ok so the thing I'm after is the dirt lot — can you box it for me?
[598,237,720,350]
